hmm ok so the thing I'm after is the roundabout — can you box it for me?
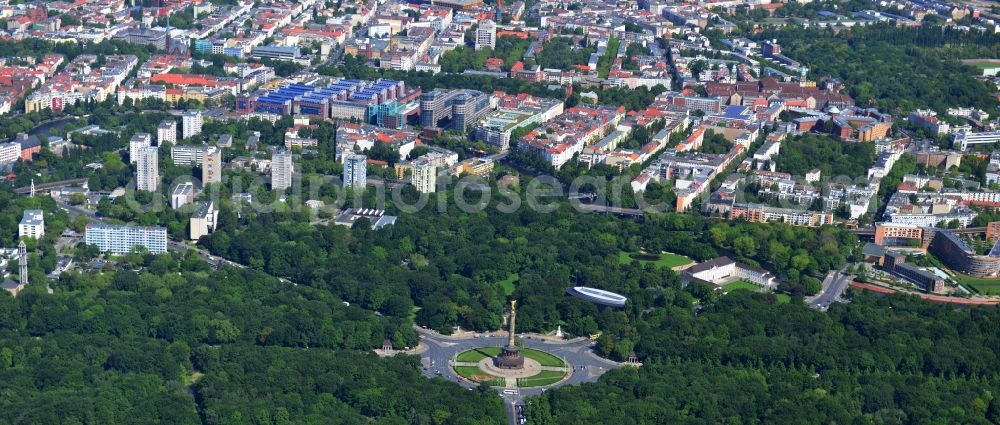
[416,298,628,425]
[452,347,570,388]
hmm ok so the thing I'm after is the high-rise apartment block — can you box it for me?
[171,145,209,166]
[411,160,437,193]
[475,20,497,50]
[129,133,152,164]
[343,154,367,189]
[181,110,203,140]
[202,147,222,184]
[271,150,293,191]
[157,120,176,144]
[136,146,159,192]
[84,223,168,254]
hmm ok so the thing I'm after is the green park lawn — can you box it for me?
[956,274,1000,295]
[454,366,484,378]
[497,273,518,296]
[517,370,567,388]
[721,280,760,293]
[722,280,791,304]
[456,347,501,363]
[522,348,566,368]
[618,251,693,268]
[456,347,565,368]
[453,366,503,386]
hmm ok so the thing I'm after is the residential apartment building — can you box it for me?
[181,110,203,140]
[136,146,159,192]
[157,120,177,144]
[189,202,218,241]
[271,150,293,191]
[411,160,437,193]
[18,209,44,239]
[172,182,194,209]
[475,19,497,50]
[0,141,21,164]
[202,147,222,184]
[84,224,168,254]
[730,203,834,227]
[343,154,367,189]
[129,133,152,164]
[171,145,209,166]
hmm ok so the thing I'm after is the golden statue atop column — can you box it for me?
[495,299,524,369]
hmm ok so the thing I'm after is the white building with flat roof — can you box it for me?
[271,150,293,191]
[344,154,367,189]
[172,182,194,209]
[18,209,44,239]
[189,201,217,241]
[202,147,222,184]
[953,131,1000,151]
[0,141,20,164]
[157,120,176,144]
[129,133,152,164]
[84,223,167,254]
[475,19,496,50]
[181,110,203,140]
[136,146,159,192]
[411,160,437,193]
[171,145,209,166]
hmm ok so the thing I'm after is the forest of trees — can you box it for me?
[0,264,503,424]
[757,24,1000,113]
[439,36,532,72]
[527,291,1000,423]
[534,37,595,70]
[192,178,857,357]
[774,134,876,178]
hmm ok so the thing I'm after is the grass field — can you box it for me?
[722,281,791,304]
[454,366,503,386]
[522,348,566,368]
[456,347,501,363]
[456,347,565,368]
[517,370,567,388]
[497,273,518,296]
[618,251,693,268]
[721,280,760,293]
[956,274,1000,295]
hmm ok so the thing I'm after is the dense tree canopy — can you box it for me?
[0,264,501,424]
[774,134,875,178]
[758,24,1000,113]
[528,291,1000,424]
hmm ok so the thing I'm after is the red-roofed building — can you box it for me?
[485,57,504,71]
[151,73,218,87]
